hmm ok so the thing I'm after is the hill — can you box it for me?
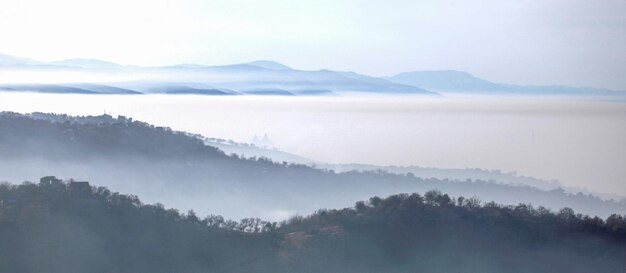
[200,141,574,194]
[0,112,624,219]
[0,178,624,273]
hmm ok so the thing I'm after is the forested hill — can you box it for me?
[0,178,625,273]
[0,112,624,219]
[0,112,225,159]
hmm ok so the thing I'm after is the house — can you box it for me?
[69,181,91,198]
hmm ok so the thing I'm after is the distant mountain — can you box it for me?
[63,83,141,94]
[2,52,623,97]
[145,84,236,95]
[0,84,98,94]
[388,70,624,96]
[389,70,501,92]
[148,63,434,95]
[0,53,41,66]
[0,52,435,95]
[49,58,123,69]
[240,88,295,96]
[246,60,292,70]
[0,83,139,95]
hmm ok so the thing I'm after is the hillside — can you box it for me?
[0,112,624,219]
[0,178,624,273]
[201,139,613,198]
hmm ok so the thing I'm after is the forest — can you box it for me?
[0,177,624,273]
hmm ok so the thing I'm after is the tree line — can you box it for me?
[0,177,624,273]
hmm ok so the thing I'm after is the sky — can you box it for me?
[0,0,625,90]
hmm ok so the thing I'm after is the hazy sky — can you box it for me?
[1,0,625,89]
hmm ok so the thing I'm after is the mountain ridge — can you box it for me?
[1,52,624,96]
[0,53,434,95]
[49,58,124,69]
[388,70,624,95]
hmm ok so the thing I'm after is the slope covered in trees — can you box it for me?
[0,178,625,273]
[0,112,624,219]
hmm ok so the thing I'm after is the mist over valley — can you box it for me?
[2,1,626,271]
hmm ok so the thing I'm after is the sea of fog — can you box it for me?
[1,92,625,196]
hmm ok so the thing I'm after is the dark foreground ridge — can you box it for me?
[1,177,625,273]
